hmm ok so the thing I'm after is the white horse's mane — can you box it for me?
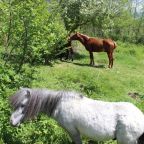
[10,88,83,119]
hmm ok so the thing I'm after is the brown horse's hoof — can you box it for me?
[108,65,112,68]
[88,140,95,144]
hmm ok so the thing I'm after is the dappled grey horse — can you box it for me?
[10,88,144,144]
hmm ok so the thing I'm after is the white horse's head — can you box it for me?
[9,88,65,127]
[10,88,30,126]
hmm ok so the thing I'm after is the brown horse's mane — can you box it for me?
[78,32,90,41]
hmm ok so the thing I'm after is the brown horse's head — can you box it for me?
[69,32,81,41]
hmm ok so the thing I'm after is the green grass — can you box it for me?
[30,42,144,144]
[0,41,143,144]
[32,41,144,105]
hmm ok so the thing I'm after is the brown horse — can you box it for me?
[69,32,117,68]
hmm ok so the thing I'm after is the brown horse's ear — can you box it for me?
[76,31,80,34]
[68,33,71,36]
[68,33,73,37]
[76,32,79,36]
[67,36,70,41]
[76,32,81,36]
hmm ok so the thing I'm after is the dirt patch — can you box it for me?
[128,92,140,99]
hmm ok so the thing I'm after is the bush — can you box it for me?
[0,62,36,144]
[0,0,68,65]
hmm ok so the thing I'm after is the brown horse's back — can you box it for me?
[85,38,116,52]
[102,39,116,53]
[86,38,104,52]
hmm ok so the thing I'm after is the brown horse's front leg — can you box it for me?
[89,52,94,66]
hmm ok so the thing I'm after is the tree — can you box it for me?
[59,0,105,34]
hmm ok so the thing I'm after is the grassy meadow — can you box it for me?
[32,41,144,107]
[28,41,144,144]
[1,41,143,144]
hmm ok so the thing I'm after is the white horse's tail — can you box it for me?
[138,132,144,144]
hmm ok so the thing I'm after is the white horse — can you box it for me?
[9,88,144,144]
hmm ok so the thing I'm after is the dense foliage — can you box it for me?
[0,0,67,65]
[0,0,67,143]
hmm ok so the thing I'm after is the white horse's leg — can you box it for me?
[117,139,137,144]
[60,123,82,144]
[117,132,137,144]
[116,121,137,144]
[70,133,82,144]
[66,128,82,144]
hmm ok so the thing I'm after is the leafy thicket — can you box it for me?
[0,0,68,143]
[0,0,67,66]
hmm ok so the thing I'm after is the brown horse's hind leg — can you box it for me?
[107,52,113,68]
[110,52,114,68]
[89,52,95,66]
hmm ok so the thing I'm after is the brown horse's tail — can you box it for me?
[113,41,117,49]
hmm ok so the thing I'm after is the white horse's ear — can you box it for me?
[26,90,31,98]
